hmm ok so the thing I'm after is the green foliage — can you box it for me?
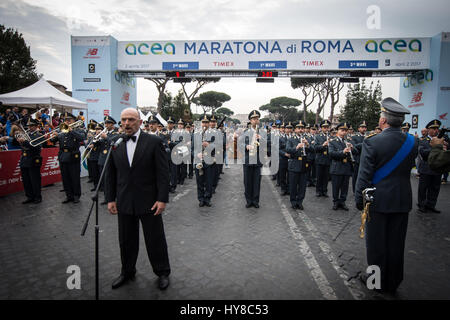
[160,90,190,121]
[290,78,325,89]
[340,79,382,130]
[216,107,234,117]
[192,90,231,115]
[0,25,39,94]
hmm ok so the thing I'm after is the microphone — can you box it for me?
[112,136,124,149]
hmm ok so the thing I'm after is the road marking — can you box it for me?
[266,176,365,300]
[296,210,365,300]
[268,178,337,300]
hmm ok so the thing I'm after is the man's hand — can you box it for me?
[152,201,166,216]
[430,137,444,147]
[108,202,118,215]
[323,141,329,147]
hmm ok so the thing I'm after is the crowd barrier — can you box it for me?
[0,148,62,197]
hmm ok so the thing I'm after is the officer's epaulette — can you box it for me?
[330,138,338,142]
[365,133,378,139]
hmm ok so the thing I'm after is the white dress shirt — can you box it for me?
[126,129,141,166]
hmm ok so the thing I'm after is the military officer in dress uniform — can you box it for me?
[286,122,313,210]
[305,123,316,187]
[186,123,194,179]
[97,115,119,204]
[417,119,442,213]
[242,110,265,208]
[194,115,215,207]
[209,115,220,194]
[50,112,86,203]
[356,97,419,294]
[328,122,358,210]
[314,120,332,197]
[278,122,292,195]
[401,122,411,133]
[17,118,43,204]
[167,117,178,193]
[87,122,103,192]
[351,121,367,194]
[175,119,187,185]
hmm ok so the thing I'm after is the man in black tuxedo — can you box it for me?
[106,108,171,291]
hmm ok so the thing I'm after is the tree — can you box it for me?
[146,78,169,113]
[327,78,344,123]
[180,78,220,113]
[313,79,331,125]
[291,78,322,122]
[216,107,234,117]
[160,90,189,122]
[0,25,39,94]
[259,96,301,123]
[192,90,231,115]
[340,79,382,130]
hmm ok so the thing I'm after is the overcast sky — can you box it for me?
[1,0,450,117]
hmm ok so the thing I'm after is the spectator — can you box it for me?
[0,110,6,125]
[42,123,54,148]
[12,106,20,120]
[52,112,60,128]
[20,109,30,126]
[429,136,450,174]
[41,108,50,125]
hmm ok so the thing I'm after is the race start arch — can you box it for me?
[71,33,449,129]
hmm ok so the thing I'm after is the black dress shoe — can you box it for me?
[33,199,42,204]
[112,274,135,289]
[246,203,253,208]
[253,203,259,208]
[60,189,65,192]
[282,191,289,196]
[297,204,304,210]
[204,201,211,207]
[22,199,34,204]
[332,204,339,210]
[291,204,298,209]
[341,204,349,211]
[426,207,441,213]
[62,198,74,204]
[418,206,427,213]
[275,183,280,187]
[90,188,96,192]
[322,193,329,198]
[158,275,170,290]
[73,197,80,204]
[100,200,107,205]
[180,180,184,185]
[199,201,205,207]
[188,175,193,179]
[316,193,322,197]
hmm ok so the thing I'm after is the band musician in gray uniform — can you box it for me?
[356,97,419,294]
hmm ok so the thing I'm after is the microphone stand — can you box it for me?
[80,139,118,300]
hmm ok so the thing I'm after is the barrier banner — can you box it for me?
[0,148,61,197]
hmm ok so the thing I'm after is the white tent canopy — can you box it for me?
[0,78,87,110]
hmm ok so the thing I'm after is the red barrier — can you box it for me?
[0,148,61,197]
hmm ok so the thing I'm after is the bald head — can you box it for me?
[120,108,142,136]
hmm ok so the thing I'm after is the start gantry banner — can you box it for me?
[117,37,430,72]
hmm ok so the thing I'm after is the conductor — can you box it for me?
[106,108,171,290]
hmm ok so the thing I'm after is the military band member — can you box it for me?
[148,116,158,135]
[17,118,43,204]
[286,122,313,210]
[351,121,367,194]
[194,115,215,207]
[175,118,187,185]
[98,116,119,204]
[186,123,194,179]
[87,123,103,192]
[167,117,178,193]
[401,122,411,133]
[50,112,86,203]
[305,123,316,187]
[328,122,358,210]
[356,97,418,294]
[417,119,442,213]
[314,120,331,197]
[242,110,265,208]
[279,122,292,196]
[208,115,220,194]
[86,120,98,183]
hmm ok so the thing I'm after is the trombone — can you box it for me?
[29,120,84,147]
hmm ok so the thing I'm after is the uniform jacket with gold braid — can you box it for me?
[286,135,314,173]
[98,129,120,166]
[20,130,43,168]
[52,129,86,163]
[314,133,331,165]
[328,137,358,176]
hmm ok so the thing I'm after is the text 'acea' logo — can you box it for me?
[365,39,422,53]
[125,42,175,55]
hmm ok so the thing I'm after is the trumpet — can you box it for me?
[345,140,355,163]
[29,120,84,147]
[81,128,108,163]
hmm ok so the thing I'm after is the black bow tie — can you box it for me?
[125,135,136,142]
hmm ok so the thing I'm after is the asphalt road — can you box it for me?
[0,164,449,300]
